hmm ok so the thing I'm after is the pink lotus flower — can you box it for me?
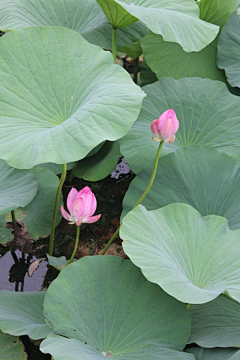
[61,186,101,226]
[151,109,179,143]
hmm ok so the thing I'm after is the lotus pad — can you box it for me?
[119,78,240,174]
[0,331,27,359]
[96,0,219,52]
[0,26,145,169]
[0,0,147,50]
[186,347,240,360]
[217,13,240,87]
[122,146,240,230]
[121,203,240,304]
[41,256,193,359]
[0,290,50,340]
[0,160,38,215]
[189,295,240,348]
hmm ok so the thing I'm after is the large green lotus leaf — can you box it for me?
[0,27,145,169]
[122,146,240,230]
[0,217,13,245]
[39,162,74,175]
[217,13,240,87]
[141,0,237,82]
[0,290,50,340]
[0,160,38,215]
[19,166,63,239]
[42,256,192,359]
[121,204,240,304]
[0,331,27,359]
[119,78,240,174]
[0,0,148,50]
[186,347,240,360]
[96,0,219,52]
[75,141,121,181]
[188,295,240,348]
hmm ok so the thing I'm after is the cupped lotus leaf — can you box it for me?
[121,204,240,304]
[75,141,121,181]
[119,78,240,174]
[42,256,192,359]
[217,13,240,87]
[19,166,63,239]
[96,0,219,52]
[0,290,50,340]
[188,295,240,348]
[0,331,27,359]
[0,160,38,215]
[0,0,148,50]
[186,347,240,360]
[0,26,145,169]
[122,146,240,230]
[141,0,238,83]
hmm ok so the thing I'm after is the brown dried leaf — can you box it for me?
[28,258,46,277]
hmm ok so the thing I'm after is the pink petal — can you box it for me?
[71,198,84,222]
[151,119,159,138]
[84,214,101,224]
[67,188,79,213]
[78,186,92,197]
[61,206,72,221]
[165,134,175,143]
[81,191,97,218]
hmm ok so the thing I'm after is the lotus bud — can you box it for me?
[151,109,179,143]
[61,186,101,226]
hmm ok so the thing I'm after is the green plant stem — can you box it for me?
[69,161,78,182]
[11,210,17,226]
[49,163,67,256]
[100,141,164,255]
[66,226,80,266]
[133,57,139,84]
[112,28,117,63]
[186,303,192,311]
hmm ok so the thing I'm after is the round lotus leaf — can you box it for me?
[0,331,27,360]
[42,256,192,359]
[0,290,50,340]
[186,348,240,360]
[0,160,38,215]
[141,0,238,83]
[121,203,240,304]
[119,78,240,174]
[96,0,218,52]
[122,146,240,230]
[0,26,145,169]
[218,13,240,87]
[188,295,240,348]
[0,0,148,50]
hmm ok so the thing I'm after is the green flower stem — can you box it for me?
[11,210,17,226]
[100,141,164,255]
[49,163,67,256]
[66,226,80,266]
[69,161,78,182]
[133,57,139,84]
[112,28,117,63]
[186,304,192,311]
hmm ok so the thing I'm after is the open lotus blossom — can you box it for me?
[151,109,179,143]
[61,186,101,226]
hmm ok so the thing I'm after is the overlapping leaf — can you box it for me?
[0,160,38,215]
[186,347,240,360]
[0,290,50,340]
[41,256,192,359]
[0,331,27,359]
[121,204,240,304]
[218,13,240,87]
[189,295,240,348]
[96,0,219,52]
[0,0,147,50]
[122,146,240,230]
[141,0,238,82]
[0,26,145,169]
[119,78,240,174]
